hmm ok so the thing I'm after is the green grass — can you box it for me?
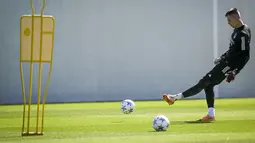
[1,98,255,143]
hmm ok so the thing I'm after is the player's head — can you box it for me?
[225,8,243,28]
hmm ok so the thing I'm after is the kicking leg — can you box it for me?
[163,75,211,105]
[163,62,228,105]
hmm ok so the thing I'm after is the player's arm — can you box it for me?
[219,50,229,61]
[224,32,250,82]
[227,33,247,56]
[214,41,235,65]
[218,40,240,63]
[219,33,248,61]
[228,32,249,74]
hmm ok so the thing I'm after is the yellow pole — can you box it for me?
[36,0,46,134]
[42,12,55,135]
[41,31,55,133]
[27,0,35,134]
[20,14,26,135]
[41,57,53,133]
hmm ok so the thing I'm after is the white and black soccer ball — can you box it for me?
[152,115,170,131]
[120,99,135,114]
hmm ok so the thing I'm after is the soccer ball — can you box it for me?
[120,99,135,114]
[152,115,170,131]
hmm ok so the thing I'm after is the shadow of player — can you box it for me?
[171,120,214,125]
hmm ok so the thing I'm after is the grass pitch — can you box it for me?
[1,98,255,143]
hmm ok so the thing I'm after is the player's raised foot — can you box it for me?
[197,115,215,122]
[162,93,175,105]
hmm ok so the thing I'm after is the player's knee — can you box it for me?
[204,84,215,91]
[198,78,211,89]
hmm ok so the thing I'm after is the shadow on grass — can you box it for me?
[183,120,214,124]
[148,130,168,132]
[148,120,214,132]
[170,120,214,125]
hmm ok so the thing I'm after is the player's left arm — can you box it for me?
[225,32,250,83]
[232,32,250,75]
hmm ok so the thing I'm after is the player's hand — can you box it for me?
[214,57,221,65]
[225,70,236,83]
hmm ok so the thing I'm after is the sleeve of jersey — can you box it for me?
[228,33,249,74]
[222,33,248,61]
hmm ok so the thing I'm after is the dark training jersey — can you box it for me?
[220,24,251,74]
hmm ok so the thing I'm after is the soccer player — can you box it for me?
[162,8,251,121]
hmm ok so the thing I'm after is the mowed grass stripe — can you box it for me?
[1,98,255,110]
[1,132,255,143]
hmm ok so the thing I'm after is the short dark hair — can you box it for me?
[225,8,239,17]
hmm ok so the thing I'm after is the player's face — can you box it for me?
[226,15,238,28]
